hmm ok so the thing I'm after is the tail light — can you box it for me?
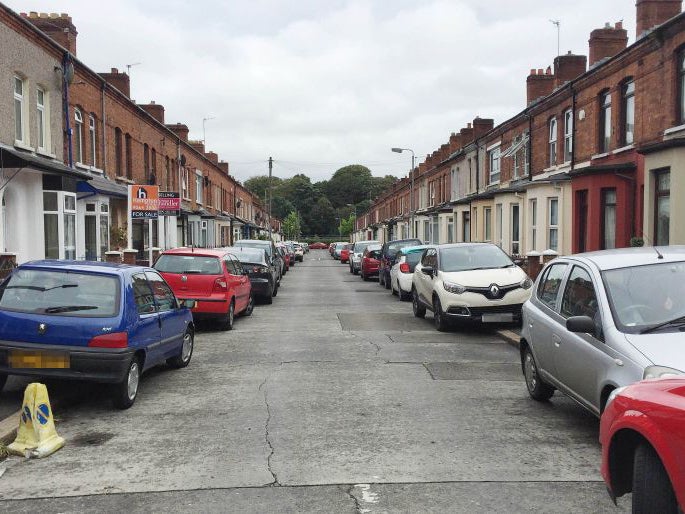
[253,266,268,273]
[400,262,411,273]
[88,331,128,348]
[213,278,228,292]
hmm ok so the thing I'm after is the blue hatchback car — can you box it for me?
[0,260,195,409]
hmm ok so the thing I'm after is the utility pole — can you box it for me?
[268,157,273,241]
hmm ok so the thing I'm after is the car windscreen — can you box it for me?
[404,251,424,271]
[439,245,514,272]
[0,269,119,317]
[155,255,222,275]
[226,248,266,265]
[387,240,421,257]
[367,250,381,259]
[602,261,685,333]
[353,242,374,253]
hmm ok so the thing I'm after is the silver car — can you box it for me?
[521,247,685,417]
[349,240,380,274]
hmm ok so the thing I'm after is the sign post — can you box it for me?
[128,185,159,258]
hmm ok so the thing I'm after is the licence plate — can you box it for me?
[8,350,70,369]
[481,313,514,323]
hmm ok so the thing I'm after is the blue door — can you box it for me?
[145,271,187,360]
[131,273,162,367]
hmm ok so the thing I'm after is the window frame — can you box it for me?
[548,117,557,166]
[489,146,501,184]
[195,171,203,204]
[530,199,537,252]
[599,90,612,153]
[484,207,492,242]
[601,188,617,250]
[679,50,685,124]
[563,109,573,163]
[74,108,84,164]
[621,79,635,146]
[548,197,559,252]
[511,203,520,255]
[36,87,47,151]
[88,114,96,167]
[14,75,26,144]
[654,169,670,246]
[536,262,568,312]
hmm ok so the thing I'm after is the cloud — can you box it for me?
[7,0,636,182]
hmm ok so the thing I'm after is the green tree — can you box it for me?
[309,197,337,236]
[325,165,374,208]
[244,175,282,201]
[271,196,296,220]
[339,214,355,238]
[282,211,302,240]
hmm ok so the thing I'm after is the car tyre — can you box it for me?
[633,444,678,514]
[523,346,554,401]
[433,296,449,332]
[220,300,235,331]
[399,282,410,301]
[243,294,255,316]
[412,288,426,318]
[390,279,397,296]
[167,329,194,368]
[384,273,391,289]
[112,356,141,409]
[272,285,278,297]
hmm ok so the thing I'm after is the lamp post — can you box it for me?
[346,203,356,242]
[391,147,415,238]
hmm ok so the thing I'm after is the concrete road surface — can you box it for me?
[0,249,629,513]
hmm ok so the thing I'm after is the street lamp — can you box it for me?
[391,147,415,238]
[346,203,356,242]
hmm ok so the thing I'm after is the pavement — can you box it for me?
[0,250,629,512]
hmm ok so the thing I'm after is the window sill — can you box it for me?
[75,162,90,170]
[35,148,56,159]
[116,176,135,184]
[591,152,610,160]
[612,144,635,155]
[664,124,685,136]
[13,141,34,152]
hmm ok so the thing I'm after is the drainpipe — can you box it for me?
[570,85,577,171]
[101,79,107,174]
[528,114,533,181]
[63,52,73,168]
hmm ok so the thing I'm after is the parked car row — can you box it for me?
[0,239,300,410]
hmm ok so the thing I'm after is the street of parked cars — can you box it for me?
[332,238,685,512]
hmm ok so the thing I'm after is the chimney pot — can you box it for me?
[636,0,682,38]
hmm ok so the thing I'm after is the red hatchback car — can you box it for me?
[340,244,353,264]
[154,248,253,330]
[600,378,685,513]
[360,245,381,281]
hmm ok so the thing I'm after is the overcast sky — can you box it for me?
[8,1,637,183]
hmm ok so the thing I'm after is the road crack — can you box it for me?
[346,484,363,513]
[259,376,280,487]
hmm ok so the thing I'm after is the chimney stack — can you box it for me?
[166,123,189,142]
[205,151,219,165]
[473,117,494,139]
[449,132,463,152]
[636,0,682,38]
[526,67,556,104]
[139,101,165,124]
[100,68,130,98]
[554,51,587,86]
[22,12,77,55]
[218,161,230,175]
[588,22,628,67]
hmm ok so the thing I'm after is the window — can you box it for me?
[89,115,96,166]
[560,266,598,324]
[548,117,557,166]
[182,168,189,199]
[489,146,500,184]
[146,271,177,312]
[511,204,520,255]
[495,204,503,247]
[537,262,568,310]
[431,216,439,244]
[43,191,77,260]
[115,128,123,176]
[165,157,171,190]
[601,189,617,249]
[14,76,25,143]
[132,274,155,314]
[530,199,537,252]
[74,108,83,164]
[484,207,492,241]
[125,133,133,179]
[143,144,150,183]
[428,182,435,207]
[447,216,454,244]
[563,109,573,162]
[37,87,47,151]
[195,171,203,204]
[622,80,635,146]
[655,170,670,246]
[151,148,157,184]
[462,211,470,242]
[599,91,612,153]
[548,198,559,251]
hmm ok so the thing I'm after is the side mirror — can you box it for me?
[421,266,434,276]
[179,299,196,309]
[566,315,595,334]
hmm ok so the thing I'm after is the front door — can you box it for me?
[145,271,186,360]
[132,273,162,365]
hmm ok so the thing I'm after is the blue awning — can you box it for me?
[77,174,128,197]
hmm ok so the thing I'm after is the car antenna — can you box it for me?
[642,234,663,259]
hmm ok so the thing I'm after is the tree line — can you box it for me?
[244,165,397,239]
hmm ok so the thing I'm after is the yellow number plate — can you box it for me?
[8,350,70,369]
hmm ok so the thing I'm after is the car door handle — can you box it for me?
[552,334,561,347]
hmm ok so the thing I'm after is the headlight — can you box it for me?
[605,386,627,409]
[443,280,466,294]
[520,277,533,290]
[643,365,685,380]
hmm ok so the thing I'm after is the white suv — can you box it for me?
[412,243,533,331]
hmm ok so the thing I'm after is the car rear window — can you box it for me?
[0,269,119,317]
[155,255,222,275]
[387,240,421,257]
[405,252,423,271]
[227,248,265,264]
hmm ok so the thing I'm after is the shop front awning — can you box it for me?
[77,174,128,198]
[0,144,91,179]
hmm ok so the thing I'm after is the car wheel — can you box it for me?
[390,279,397,296]
[220,300,235,331]
[112,357,141,409]
[412,288,426,318]
[243,294,255,316]
[433,296,449,332]
[353,268,359,275]
[272,285,278,297]
[399,283,410,301]
[384,273,391,289]
[379,273,385,287]
[633,444,678,514]
[167,329,194,368]
[349,266,353,274]
[263,293,273,305]
[523,346,554,401]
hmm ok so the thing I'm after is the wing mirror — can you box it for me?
[421,266,435,276]
[566,315,595,333]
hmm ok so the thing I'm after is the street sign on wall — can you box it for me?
[129,185,159,219]
[158,191,180,216]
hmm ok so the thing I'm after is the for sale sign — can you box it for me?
[130,185,159,219]
[159,191,180,216]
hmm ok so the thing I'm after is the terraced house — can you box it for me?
[356,0,685,260]
[0,5,279,269]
